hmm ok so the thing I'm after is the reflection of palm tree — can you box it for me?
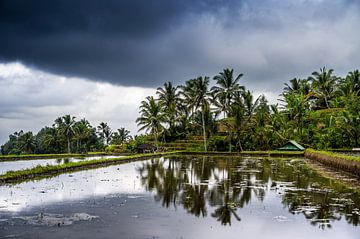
[182,184,207,217]
[211,177,241,225]
[136,156,360,228]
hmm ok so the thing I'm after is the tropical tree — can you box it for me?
[310,67,338,108]
[339,70,360,98]
[182,77,210,151]
[136,96,166,146]
[212,68,244,117]
[74,119,91,152]
[112,127,132,145]
[97,122,112,146]
[242,90,259,117]
[156,82,180,134]
[59,115,76,153]
[18,132,36,154]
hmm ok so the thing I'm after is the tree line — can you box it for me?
[137,67,360,151]
[2,67,359,155]
[1,115,132,155]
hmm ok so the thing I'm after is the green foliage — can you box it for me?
[1,116,131,155]
[105,144,127,154]
[135,67,360,151]
[207,136,229,151]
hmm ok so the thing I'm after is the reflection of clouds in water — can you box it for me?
[0,160,147,212]
[0,155,122,175]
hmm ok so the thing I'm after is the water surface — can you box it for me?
[0,155,359,239]
[0,155,121,175]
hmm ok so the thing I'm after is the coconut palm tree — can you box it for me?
[156,82,180,134]
[136,96,166,146]
[283,78,311,96]
[309,67,338,108]
[112,127,132,145]
[242,90,259,117]
[18,132,36,154]
[97,122,112,146]
[74,119,91,152]
[340,70,360,97]
[212,68,245,118]
[59,115,76,153]
[183,77,210,151]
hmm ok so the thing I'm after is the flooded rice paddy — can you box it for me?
[0,155,121,175]
[0,155,359,239]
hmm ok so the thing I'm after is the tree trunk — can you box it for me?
[228,129,232,152]
[154,129,158,151]
[324,95,330,108]
[201,109,207,152]
[67,137,71,153]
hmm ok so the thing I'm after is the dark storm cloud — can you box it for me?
[1,0,360,88]
[0,0,242,86]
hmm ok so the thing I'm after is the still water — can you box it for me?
[0,155,359,238]
[0,155,122,175]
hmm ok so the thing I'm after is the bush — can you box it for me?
[207,136,229,152]
[105,144,127,154]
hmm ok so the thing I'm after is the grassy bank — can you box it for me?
[0,152,117,162]
[0,151,181,184]
[305,149,360,177]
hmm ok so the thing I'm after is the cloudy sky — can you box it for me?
[1,0,360,144]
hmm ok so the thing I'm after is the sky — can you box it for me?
[1,0,360,144]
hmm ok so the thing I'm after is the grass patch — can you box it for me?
[306,149,360,162]
[305,149,360,177]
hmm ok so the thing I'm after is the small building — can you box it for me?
[136,143,156,153]
[277,140,305,151]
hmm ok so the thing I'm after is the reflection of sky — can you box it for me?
[0,155,122,175]
[0,159,146,212]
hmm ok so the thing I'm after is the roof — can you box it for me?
[278,140,305,151]
[136,143,156,150]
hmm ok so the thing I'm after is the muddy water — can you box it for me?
[0,155,359,239]
[0,155,122,175]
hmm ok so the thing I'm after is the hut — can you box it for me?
[277,140,305,151]
[136,143,156,153]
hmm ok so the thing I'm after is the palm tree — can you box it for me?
[283,78,311,96]
[74,119,91,152]
[340,70,360,97]
[59,115,76,153]
[97,122,112,146]
[310,67,338,108]
[136,96,166,146]
[18,132,36,154]
[43,127,59,152]
[156,82,180,135]
[183,76,210,151]
[242,90,259,117]
[112,127,132,145]
[212,69,244,118]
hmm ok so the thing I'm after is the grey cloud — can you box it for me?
[0,1,360,89]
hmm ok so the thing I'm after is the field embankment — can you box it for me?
[305,149,360,177]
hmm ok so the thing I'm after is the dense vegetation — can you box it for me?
[1,115,132,155]
[2,67,359,155]
[137,67,360,151]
